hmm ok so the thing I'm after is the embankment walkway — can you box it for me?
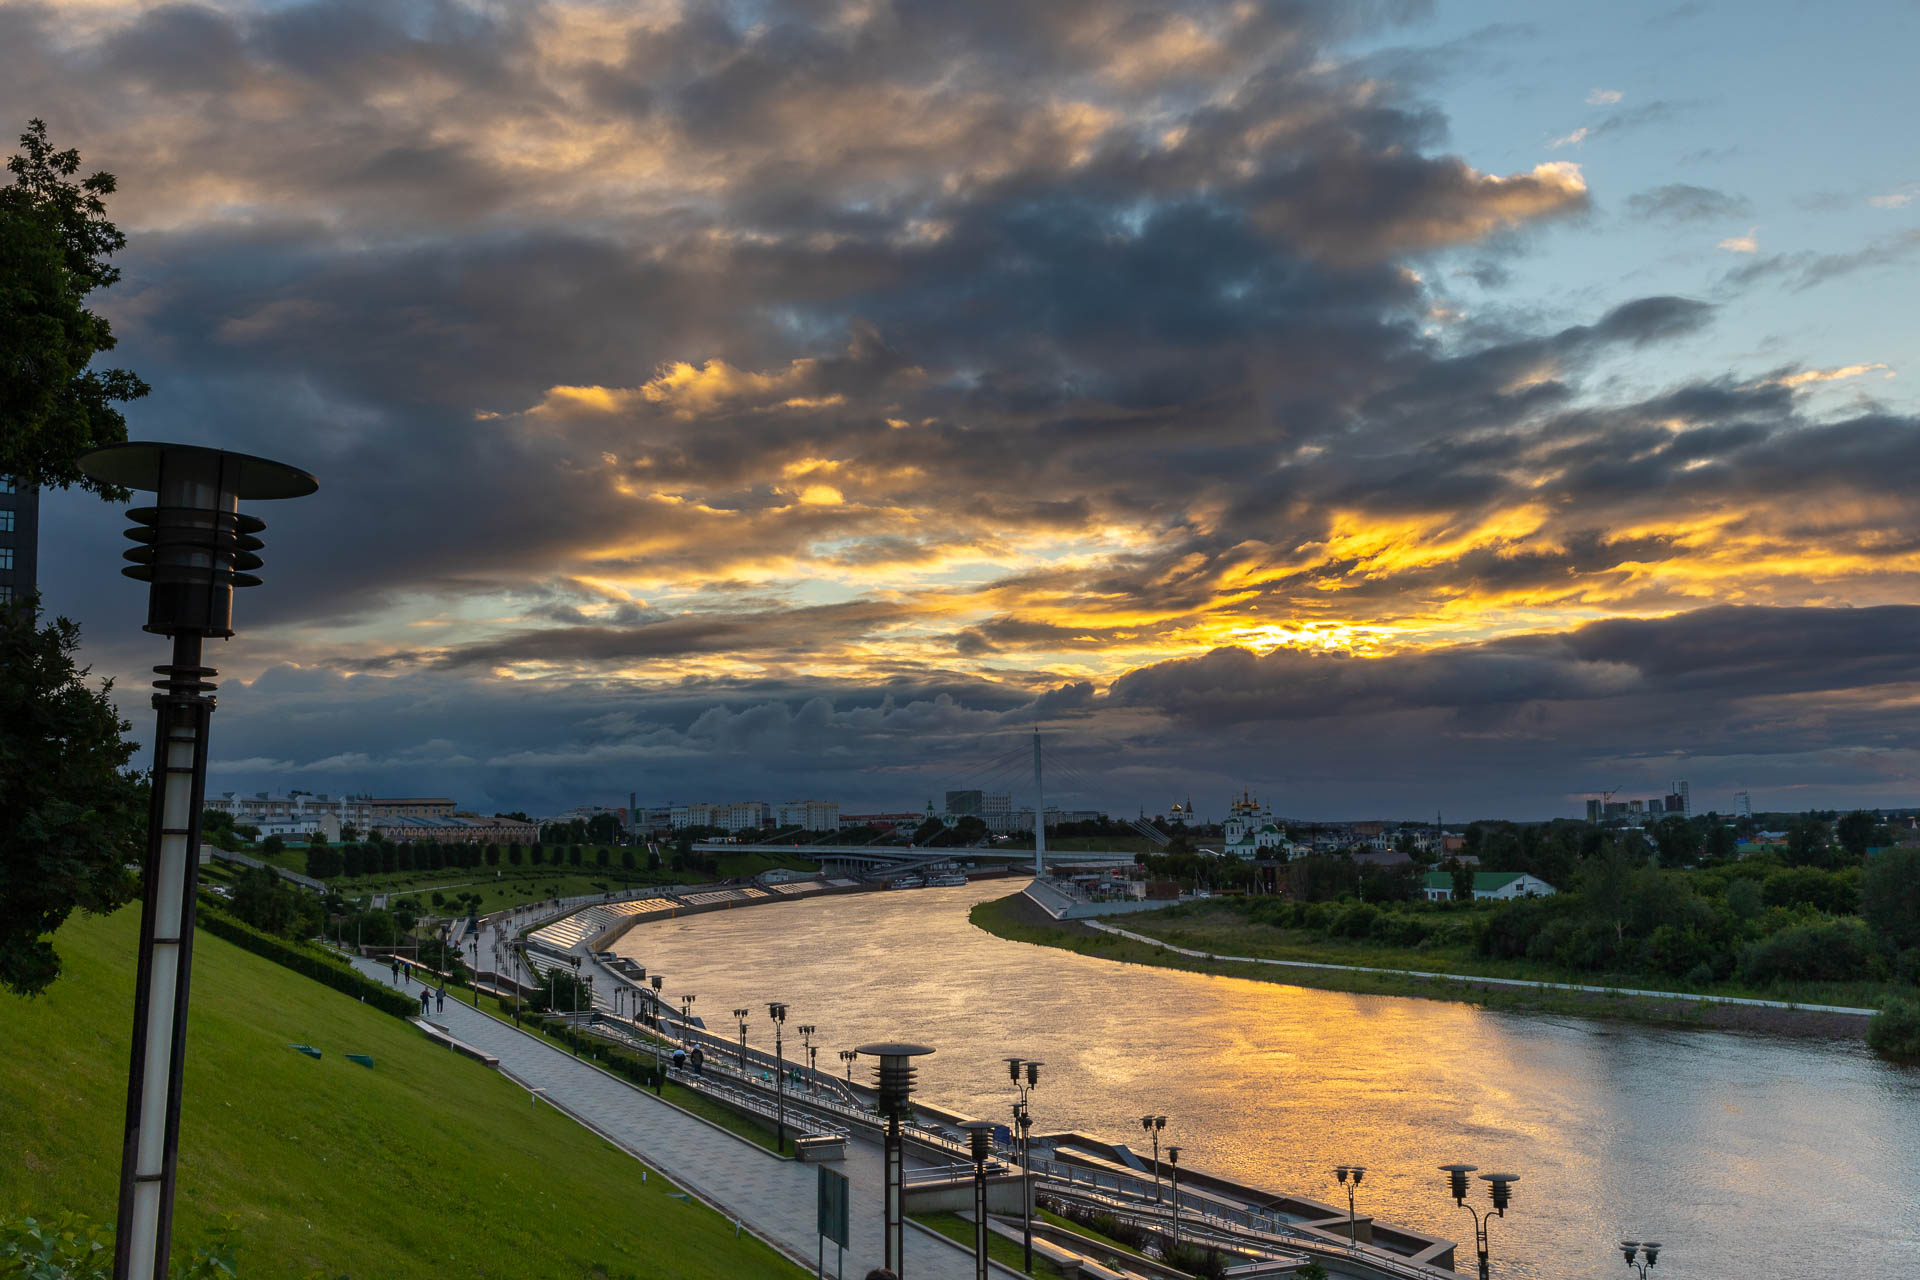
[353,956,1001,1279]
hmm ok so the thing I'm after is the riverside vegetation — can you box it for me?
[977,826,1920,1059]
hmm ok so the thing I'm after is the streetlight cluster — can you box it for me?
[1005,1056,1043,1272]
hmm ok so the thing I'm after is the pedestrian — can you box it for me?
[436,987,445,1013]
[390,957,400,983]
[864,1270,899,1280]
[672,1046,687,1073]
[690,1045,704,1076]
[419,987,430,1016]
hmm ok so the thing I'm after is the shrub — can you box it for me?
[1861,848,1920,952]
[1868,994,1920,1062]
[1736,918,1881,986]
[0,1211,243,1278]
[196,908,417,1019]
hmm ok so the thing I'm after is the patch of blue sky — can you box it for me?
[1345,1,1917,412]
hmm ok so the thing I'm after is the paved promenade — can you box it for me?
[357,957,999,1279]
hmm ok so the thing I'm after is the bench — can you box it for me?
[794,1134,846,1162]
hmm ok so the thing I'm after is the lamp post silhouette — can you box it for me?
[839,1048,858,1083]
[1140,1115,1167,1201]
[1619,1240,1662,1277]
[797,1024,816,1094]
[648,975,665,1093]
[1334,1165,1366,1245]
[960,1121,995,1280]
[78,441,316,1280]
[1167,1145,1183,1248]
[1440,1164,1520,1280]
[858,1042,933,1277]
[733,1008,751,1074]
[767,1001,789,1153]
[1005,1057,1042,1272]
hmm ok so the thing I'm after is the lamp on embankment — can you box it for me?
[648,975,665,1093]
[1620,1240,1662,1278]
[1334,1165,1366,1246]
[1004,1057,1042,1273]
[1167,1145,1183,1250]
[733,1008,751,1075]
[839,1048,858,1083]
[960,1121,995,1280]
[767,1001,789,1154]
[1440,1164,1520,1280]
[858,1041,934,1278]
[78,441,316,1280]
[797,1023,816,1094]
[1141,1115,1167,1202]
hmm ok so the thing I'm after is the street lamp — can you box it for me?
[960,1121,995,1280]
[1167,1145,1183,1249]
[797,1024,816,1095]
[1140,1115,1167,1201]
[1620,1241,1663,1277]
[858,1042,934,1278]
[1333,1165,1366,1246]
[1440,1164,1520,1280]
[648,975,665,1094]
[839,1048,858,1083]
[1005,1057,1043,1273]
[79,441,316,1280]
[767,1001,789,1154]
[733,1008,751,1075]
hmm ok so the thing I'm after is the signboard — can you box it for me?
[816,1166,850,1249]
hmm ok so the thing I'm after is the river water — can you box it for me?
[612,880,1920,1278]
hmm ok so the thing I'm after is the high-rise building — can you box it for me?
[0,477,38,608]
[1673,780,1691,815]
[944,789,985,818]
[1734,790,1752,818]
[1586,798,1603,822]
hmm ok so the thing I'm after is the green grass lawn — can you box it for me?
[910,1213,1069,1279]
[0,909,804,1280]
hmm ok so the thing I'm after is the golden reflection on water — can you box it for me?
[613,881,1920,1279]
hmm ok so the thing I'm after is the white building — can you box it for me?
[1221,793,1287,859]
[669,802,718,829]
[775,800,841,831]
[1422,872,1557,902]
[721,801,771,832]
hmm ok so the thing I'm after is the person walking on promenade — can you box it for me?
[436,987,445,1014]
[419,987,430,1016]
[672,1046,687,1073]
[690,1044,704,1076]
[391,956,401,984]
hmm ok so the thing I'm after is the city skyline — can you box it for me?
[13,0,1920,817]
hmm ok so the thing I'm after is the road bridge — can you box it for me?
[692,841,1139,868]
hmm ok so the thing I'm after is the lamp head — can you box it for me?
[961,1120,995,1163]
[650,975,663,991]
[1006,1056,1024,1082]
[1643,1242,1660,1266]
[1335,1166,1349,1184]
[1621,1242,1639,1265]
[767,1001,787,1022]
[1351,1166,1366,1186]
[1155,1115,1166,1131]
[1440,1164,1477,1204]
[1480,1173,1519,1215]
[78,442,316,639]
[1166,1145,1181,1166]
[1025,1060,1042,1087]
[856,1042,934,1117]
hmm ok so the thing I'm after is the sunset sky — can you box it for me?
[14,0,1920,819]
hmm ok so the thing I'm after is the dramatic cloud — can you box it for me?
[11,0,1920,817]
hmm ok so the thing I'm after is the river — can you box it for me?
[611,879,1920,1278]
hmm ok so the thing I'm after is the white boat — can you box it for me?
[927,873,967,887]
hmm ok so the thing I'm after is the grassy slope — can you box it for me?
[0,910,802,1280]
[969,893,1880,1036]
[910,1213,1069,1279]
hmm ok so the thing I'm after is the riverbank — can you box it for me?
[969,891,1876,1039]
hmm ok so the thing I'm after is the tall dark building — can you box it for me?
[0,477,37,607]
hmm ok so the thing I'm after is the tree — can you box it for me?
[0,120,148,494]
[261,834,284,856]
[569,845,583,868]
[341,844,363,877]
[1861,848,1920,953]
[595,845,610,868]
[1450,863,1476,902]
[1836,810,1875,860]
[620,848,636,870]
[340,822,359,842]
[1785,814,1837,868]
[508,841,523,867]
[0,609,144,994]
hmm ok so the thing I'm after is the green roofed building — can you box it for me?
[1422,871,1557,902]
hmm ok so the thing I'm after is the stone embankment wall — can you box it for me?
[1022,878,1174,920]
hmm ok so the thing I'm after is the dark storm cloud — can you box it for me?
[10,0,1919,816]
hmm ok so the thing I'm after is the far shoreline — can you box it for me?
[969,890,1876,1042]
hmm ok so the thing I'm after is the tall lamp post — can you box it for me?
[1140,1115,1167,1201]
[858,1042,933,1278]
[1004,1057,1042,1273]
[767,1001,789,1154]
[960,1121,995,1280]
[797,1024,816,1094]
[1619,1240,1663,1277]
[1440,1164,1520,1280]
[839,1048,858,1083]
[1167,1145,1182,1250]
[79,441,316,1280]
[733,1008,751,1074]
[648,975,665,1094]
[1333,1165,1366,1246]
